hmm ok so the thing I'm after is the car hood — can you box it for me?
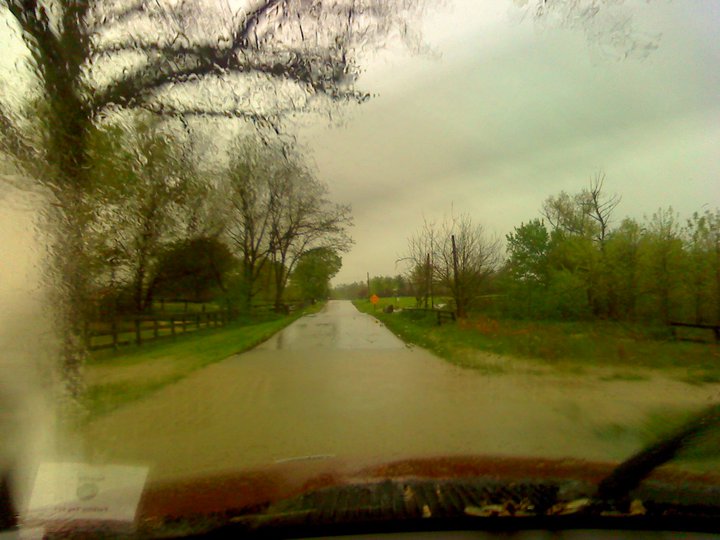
[133,455,720,537]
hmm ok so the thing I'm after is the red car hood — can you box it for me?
[137,454,719,521]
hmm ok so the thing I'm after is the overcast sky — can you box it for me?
[0,1,718,291]
[297,0,720,285]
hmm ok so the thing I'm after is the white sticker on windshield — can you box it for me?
[26,463,148,525]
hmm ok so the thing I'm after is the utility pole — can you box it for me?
[429,253,434,309]
[367,272,371,298]
[451,234,464,318]
[425,253,431,310]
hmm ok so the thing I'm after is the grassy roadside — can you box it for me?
[353,298,720,383]
[83,302,325,420]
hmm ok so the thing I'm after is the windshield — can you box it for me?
[1,0,719,536]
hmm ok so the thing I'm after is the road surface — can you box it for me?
[79,301,717,483]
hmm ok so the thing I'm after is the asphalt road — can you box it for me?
[80,300,718,483]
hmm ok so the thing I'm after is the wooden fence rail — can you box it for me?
[402,307,456,326]
[669,321,720,342]
[85,308,239,351]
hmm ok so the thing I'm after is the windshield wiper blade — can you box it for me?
[596,403,720,502]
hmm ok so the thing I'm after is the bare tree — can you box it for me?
[434,214,501,318]
[402,219,437,308]
[268,162,353,312]
[517,0,661,60]
[224,139,280,310]
[541,191,595,238]
[404,213,500,318]
[581,171,621,249]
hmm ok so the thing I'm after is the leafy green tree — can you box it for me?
[605,218,643,319]
[503,219,550,317]
[331,281,366,300]
[506,219,550,285]
[86,118,195,313]
[542,191,597,239]
[637,208,686,322]
[292,248,342,303]
[152,237,237,303]
[684,210,720,323]
[539,177,620,318]
[545,269,591,319]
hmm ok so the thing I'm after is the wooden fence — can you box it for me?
[85,308,238,351]
[85,301,303,351]
[402,307,456,326]
[669,321,720,342]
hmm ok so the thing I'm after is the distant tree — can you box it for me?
[331,281,366,300]
[605,218,643,319]
[152,237,237,303]
[292,248,342,303]
[708,210,720,323]
[405,213,500,317]
[370,276,396,297]
[503,219,550,317]
[267,162,353,312]
[581,172,621,249]
[684,210,720,323]
[637,208,685,322]
[541,191,596,239]
[506,219,550,285]
[224,139,282,310]
[394,274,411,297]
[86,118,196,313]
[404,219,437,308]
[539,176,620,318]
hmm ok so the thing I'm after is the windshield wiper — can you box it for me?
[596,403,720,503]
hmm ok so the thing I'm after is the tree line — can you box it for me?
[84,119,351,319]
[337,175,719,325]
[499,176,719,324]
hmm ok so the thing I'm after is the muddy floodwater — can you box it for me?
[81,301,719,483]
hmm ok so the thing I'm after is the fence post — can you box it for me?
[170,316,175,339]
[182,315,187,333]
[135,318,142,346]
[196,313,200,331]
[153,318,159,340]
[111,318,118,350]
[83,321,90,349]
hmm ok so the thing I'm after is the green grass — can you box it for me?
[83,302,324,419]
[84,379,177,419]
[598,372,650,382]
[353,299,720,380]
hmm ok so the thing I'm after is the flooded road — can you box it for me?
[82,301,719,483]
